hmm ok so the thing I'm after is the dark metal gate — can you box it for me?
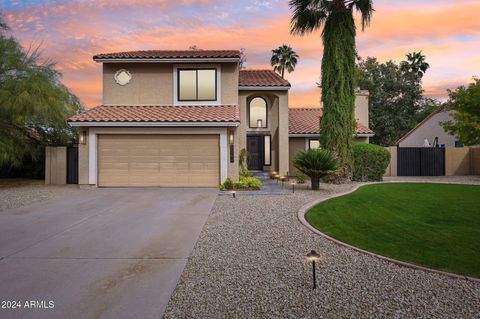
[67,145,79,184]
[397,147,445,176]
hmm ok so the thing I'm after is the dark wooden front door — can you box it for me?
[247,136,262,170]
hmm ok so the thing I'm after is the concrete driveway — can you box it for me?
[0,188,218,319]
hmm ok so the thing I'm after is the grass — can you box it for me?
[306,183,480,278]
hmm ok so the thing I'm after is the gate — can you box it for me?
[66,145,79,184]
[397,147,445,176]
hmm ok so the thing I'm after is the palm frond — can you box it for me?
[350,0,374,30]
[289,0,328,35]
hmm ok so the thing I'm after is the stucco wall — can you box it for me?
[288,137,305,176]
[354,90,369,126]
[78,128,90,185]
[399,110,456,147]
[103,62,238,105]
[384,146,398,177]
[238,90,289,174]
[471,147,480,175]
[45,146,67,185]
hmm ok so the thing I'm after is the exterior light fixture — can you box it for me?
[306,250,320,289]
[79,131,87,145]
[232,190,236,198]
[229,131,235,163]
[229,131,234,145]
[257,119,263,128]
[292,182,296,193]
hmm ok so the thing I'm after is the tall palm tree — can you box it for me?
[401,51,430,79]
[290,0,374,174]
[270,45,299,78]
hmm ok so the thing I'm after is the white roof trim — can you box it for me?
[239,86,290,91]
[69,121,240,127]
[289,133,374,138]
[94,58,240,63]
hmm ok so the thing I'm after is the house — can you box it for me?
[396,105,461,147]
[68,49,373,187]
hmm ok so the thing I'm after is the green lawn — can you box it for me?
[306,183,480,278]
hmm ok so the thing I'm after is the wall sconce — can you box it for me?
[79,131,87,145]
[257,119,263,128]
[229,131,234,145]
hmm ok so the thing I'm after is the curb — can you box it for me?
[297,182,480,283]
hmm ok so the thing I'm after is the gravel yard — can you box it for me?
[163,183,480,318]
[0,181,80,211]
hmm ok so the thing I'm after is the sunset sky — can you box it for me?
[2,0,479,108]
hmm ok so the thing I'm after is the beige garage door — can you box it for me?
[98,134,220,187]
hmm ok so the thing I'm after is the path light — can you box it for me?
[232,190,236,199]
[306,250,320,289]
[292,182,296,194]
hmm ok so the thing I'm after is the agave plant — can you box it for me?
[293,148,339,190]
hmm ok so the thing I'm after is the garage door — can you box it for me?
[97,134,220,187]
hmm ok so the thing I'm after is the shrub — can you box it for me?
[352,143,391,182]
[295,170,308,184]
[293,148,339,190]
[222,177,234,190]
[239,148,250,177]
[234,176,262,190]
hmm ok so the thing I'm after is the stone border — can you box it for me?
[297,182,480,283]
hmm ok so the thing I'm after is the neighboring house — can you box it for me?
[396,105,460,148]
[68,49,373,187]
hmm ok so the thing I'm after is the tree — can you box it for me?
[239,48,247,69]
[293,148,339,190]
[441,78,480,146]
[290,0,374,175]
[0,16,83,177]
[270,44,299,78]
[357,55,438,146]
[400,51,430,79]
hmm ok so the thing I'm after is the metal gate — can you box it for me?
[66,146,79,184]
[397,147,445,176]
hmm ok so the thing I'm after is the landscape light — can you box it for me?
[306,250,320,289]
[292,182,296,193]
[232,190,236,198]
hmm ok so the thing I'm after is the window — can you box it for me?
[309,139,320,149]
[249,97,267,128]
[178,69,216,101]
[264,135,271,166]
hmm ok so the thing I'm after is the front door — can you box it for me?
[247,136,263,170]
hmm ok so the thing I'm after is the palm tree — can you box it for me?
[270,45,299,78]
[290,0,374,174]
[401,51,430,78]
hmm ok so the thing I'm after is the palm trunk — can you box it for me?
[319,11,356,175]
[281,68,285,79]
[310,176,320,190]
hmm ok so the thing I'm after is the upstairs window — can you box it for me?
[178,69,216,101]
[249,97,267,128]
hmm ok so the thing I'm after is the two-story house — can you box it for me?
[68,49,373,187]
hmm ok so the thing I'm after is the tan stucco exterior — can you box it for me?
[398,109,456,147]
[238,90,289,175]
[45,146,67,185]
[355,90,369,127]
[103,62,239,106]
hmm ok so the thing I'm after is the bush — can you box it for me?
[295,170,308,184]
[352,143,391,182]
[293,148,339,190]
[234,176,262,190]
[222,177,234,190]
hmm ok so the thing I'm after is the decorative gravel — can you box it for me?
[0,183,80,211]
[163,183,480,318]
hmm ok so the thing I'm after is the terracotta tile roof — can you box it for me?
[68,105,240,123]
[239,70,290,87]
[289,108,373,135]
[93,50,241,60]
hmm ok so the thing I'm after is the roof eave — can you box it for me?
[93,57,241,63]
[238,86,290,91]
[68,121,240,127]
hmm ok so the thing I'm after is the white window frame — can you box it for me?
[173,64,221,106]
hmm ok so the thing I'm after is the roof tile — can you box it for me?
[239,70,290,87]
[68,105,240,123]
[289,108,373,135]
[93,50,241,60]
